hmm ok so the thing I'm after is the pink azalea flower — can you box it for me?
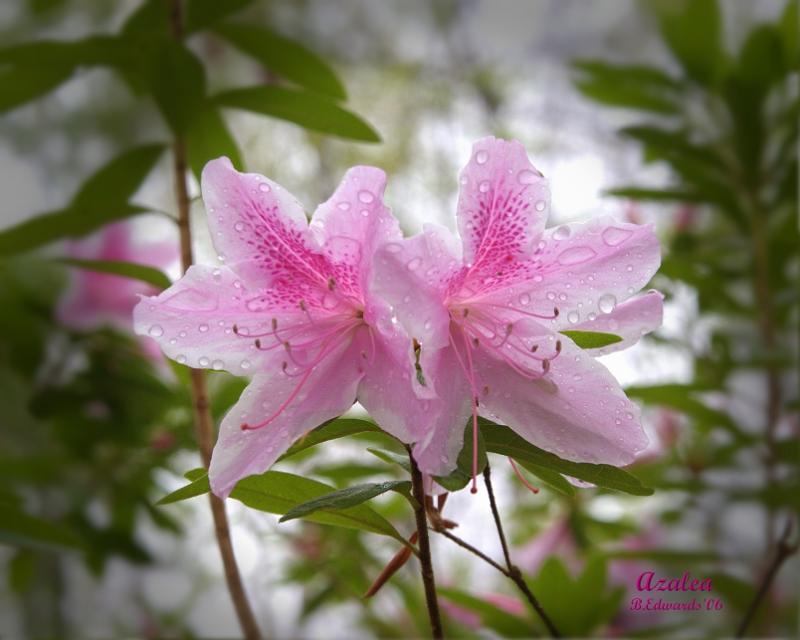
[58,221,176,332]
[372,137,663,489]
[134,159,454,497]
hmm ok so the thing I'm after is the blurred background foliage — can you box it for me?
[0,0,797,638]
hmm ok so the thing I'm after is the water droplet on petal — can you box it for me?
[322,293,338,309]
[478,181,490,193]
[518,293,531,306]
[234,221,245,232]
[240,359,251,370]
[198,324,209,333]
[148,325,164,337]
[626,264,634,272]
[558,246,596,265]
[553,225,571,240]
[337,201,351,211]
[598,293,617,314]
[258,183,271,193]
[212,268,222,280]
[199,356,210,367]
[475,150,489,164]
[406,257,422,271]
[567,311,580,324]
[533,274,543,283]
[360,209,369,217]
[546,291,556,301]
[358,190,374,204]
[212,359,224,371]
[535,200,547,212]
[176,354,187,364]
[384,243,402,254]
[602,226,633,247]
[517,169,538,185]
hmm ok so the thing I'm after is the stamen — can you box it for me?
[508,457,540,494]
[542,359,550,373]
[327,277,336,291]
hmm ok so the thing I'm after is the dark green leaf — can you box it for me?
[560,330,623,349]
[780,0,799,68]
[185,0,256,34]
[147,41,206,133]
[0,36,133,69]
[214,86,380,142]
[56,258,171,290]
[517,460,576,497]
[214,23,346,99]
[279,480,411,523]
[231,471,408,545]
[737,25,785,91]
[0,506,84,551]
[605,187,706,203]
[279,418,383,461]
[655,0,724,86]
[480,420,654,495]
[186,105,242,180]
[572,61,681,114]
[0,65,73,113]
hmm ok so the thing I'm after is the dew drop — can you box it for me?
[240,359,251,370]
[535,200,547,212]
[625,264,634,272]
[601,226,633,247]
[517,169,538,185]
[198,324,209,333]
[360,209,369,217]
[567,311,580,324]
[533,274,543,283]
[475,150,489,164]
[258,183,271,193]
[478,180,490,193]
[384,243,402,254]
[212,359,224,371]
[212,268,222,280]
[148,324,164,337]
[176,354,187,364]
[337,201,351,211]
[234,221,245,232]
[198,356,210,367]
[518,293,531,306]
[598,293,617,314]
[358,190,374,204]
[557,246,596,265]
[553,225,571,240]
[558,293,567,301]
[546,291,556,301]
[406,257,422,271]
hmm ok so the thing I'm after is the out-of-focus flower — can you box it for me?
[135,159,440,497]
[373,137,663,488]
[517,515,581,576]
[58,221,176,332]
[441,591,526,627]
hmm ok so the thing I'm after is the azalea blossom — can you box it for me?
[372,137,663,490]
[134,159,462,497]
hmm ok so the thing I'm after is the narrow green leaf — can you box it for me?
[559,330,623,349]
[183,468,206,481]
[231,471,409,545]
[517,460,576,497]
[0,65,73,114]
[480,420,654,496]
[186,104,242,180]
[147,41,206,134]
[0,506,84,551]
[279,417,382,461]
[56,258,171,290]
[605,187,706,203]
[572,61,681,114]
[214,23,346,99]
[279,480,411,523]
[780,0,799,68]
[367,448,411,472]
[0,36,133,69]
[185,0,256,34]
[156,473,209,505]
[214,86,380,142]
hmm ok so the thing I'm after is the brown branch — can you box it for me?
[736,517,798,638]
[408,447,444,638]
[168,3,261,639]
[483,466,561,638]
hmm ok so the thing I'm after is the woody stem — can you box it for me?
[168,2,260,639]
[407,447,444,639]
[483,465,561,638]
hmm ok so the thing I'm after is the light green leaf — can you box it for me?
[559,330,623,349]
[186,104,242,180]
[214,23,346,99]
[279,480,411,523]
[156,473,209,505]
[278,417,383,461]
[480,420,654,496]
[56,258,171,290]
[214,86,380,142]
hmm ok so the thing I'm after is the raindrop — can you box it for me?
[478,181,490,193]
[240,360,251,370]
[148,325,164,337]
[558,293,567,301]
[553,225,571,240]
[518,293,531,306]
[199,356,210,367]
[406,257,422,271]
[625,264,633,272]
[258,183,271,193]
[358,190,374,204]
[517,169,538,185]
[212,359,225,371]
[535,200,547,212]
[533,274,543,283]
[176,354,187,364]
[598,293,617,314]
[198,324,209,333]
[475,150,489,164]
[557,246,596,265]
[337,201,351,211]
[601,226,633,247]
[546,291,556,301]
[567,311,580,324]
[360,209,369,217]
[234,221,245,232]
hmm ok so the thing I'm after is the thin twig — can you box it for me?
[436,528,509,576]
[483,465,561,638]
[167,3,261,639]
[408,447,444,639]
[736,518,798,638]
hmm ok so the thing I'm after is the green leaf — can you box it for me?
[185,104,242,180]
[147,40,206,134]
[185,0,256,34]
[572,61,681,114]
[517,460,576,497]
[214,86,380,142]
[438,587,532,636]
[0,65,73,113]
[183,468,206,481]
[232,471,409,545]
[367,448,411,472]
[605,187,707,203]
[480,420,654,496]
[0,506,84,551]
[0,144,164,256]
[559,330,623,349]
[780,0,799,68]
[279,480,411,523]
[56,258,171,290]
[278,418,383,461]
[654,0,724,86]
[737,25,785,92]
[0,36,133,69]
[214,23,346,100]
[156,473,209,505]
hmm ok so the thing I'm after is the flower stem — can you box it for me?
[407,447,444,639]
[168,3,261,639]
[483,465,561,638]
[736,517,798,638]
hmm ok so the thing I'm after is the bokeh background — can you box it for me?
[1,0,797,638]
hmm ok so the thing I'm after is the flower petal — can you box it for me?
[133,263,293,374]
[474,323,648,466]
[310,166,402,300]
[457,137,550,288]
[209,335,365,497]
[572,290,664,355]
[482,217,660,330]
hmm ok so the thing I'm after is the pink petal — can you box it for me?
[133,263,294,374]
[209,336,365,497]
[483,217,660,331]
[457,137,549,288]
[572,290,664,355]
[310,166,402,299]
[474,323,649,466]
